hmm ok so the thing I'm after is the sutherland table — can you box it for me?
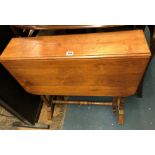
[0,30,151,125]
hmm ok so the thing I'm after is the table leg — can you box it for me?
[117,97,124,125]
[112,97,117,113]
[41,95,55,120]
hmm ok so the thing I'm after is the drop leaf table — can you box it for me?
[0,30,151,125]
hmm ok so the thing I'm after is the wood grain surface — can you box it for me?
[0,30,151,97]
[1,30,150,59]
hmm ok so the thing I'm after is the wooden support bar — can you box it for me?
[40,95,125,125]
[53,100,113,106]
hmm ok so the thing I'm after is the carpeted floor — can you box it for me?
[0,106,19,129]
[0,104,67,130]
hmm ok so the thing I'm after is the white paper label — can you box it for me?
[66,51,74,56]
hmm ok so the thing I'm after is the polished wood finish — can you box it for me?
[0,30,151,97]
[1,30,150,59]
[13,25,122,30]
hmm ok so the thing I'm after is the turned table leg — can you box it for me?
[117,97,124,125]
[112,97,117,113]
[41,95,55,120]
[112,97,125,125]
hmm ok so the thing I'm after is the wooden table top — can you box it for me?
[0,30,150,61]
[0,30,151,96]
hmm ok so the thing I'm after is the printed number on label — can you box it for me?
[66,51,74,56]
